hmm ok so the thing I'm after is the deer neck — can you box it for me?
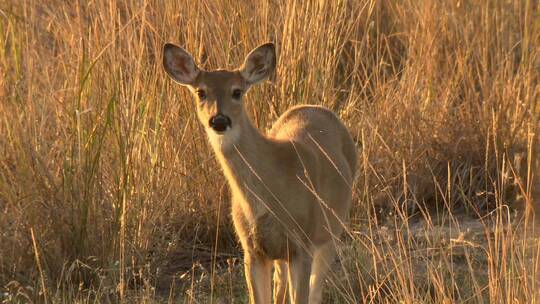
[206,112,281,217]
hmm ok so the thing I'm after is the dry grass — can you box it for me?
[0,0,539,303]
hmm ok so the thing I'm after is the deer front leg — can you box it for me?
[244,252,272,304]
[287,253,312,304]
[309,241,337,303]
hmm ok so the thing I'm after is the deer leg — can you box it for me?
[273,260,288,304]
[287,253,312,304]
[309,242,337,303]
[244,252,272,304]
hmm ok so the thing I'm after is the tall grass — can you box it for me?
[0,0,538,303]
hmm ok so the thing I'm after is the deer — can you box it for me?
[163,42,357,304]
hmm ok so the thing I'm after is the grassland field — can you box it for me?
[0,0,539,303]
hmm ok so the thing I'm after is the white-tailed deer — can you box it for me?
[163,42,357,304]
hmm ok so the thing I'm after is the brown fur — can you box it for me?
[163,42,357,304]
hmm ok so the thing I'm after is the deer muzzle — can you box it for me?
[209,114,232,133]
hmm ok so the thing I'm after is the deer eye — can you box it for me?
[196,90,206,100]
[232,89,243,99]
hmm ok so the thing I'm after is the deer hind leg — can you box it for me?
[244,253,272,304]
[273,260,288,304]
[287,253,312,304]
[309,242,337,304]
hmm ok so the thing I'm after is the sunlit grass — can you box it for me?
[0,0,538,303]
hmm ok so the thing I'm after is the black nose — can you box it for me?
[209,114,232,132]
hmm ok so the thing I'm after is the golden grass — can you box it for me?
[0,0,539,303]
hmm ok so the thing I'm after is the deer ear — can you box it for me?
[240,43,276,85]
[163,43,199,85]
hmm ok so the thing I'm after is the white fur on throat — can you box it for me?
[206,126,241,151]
